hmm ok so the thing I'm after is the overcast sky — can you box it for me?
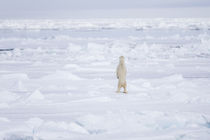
[0,0,210,18]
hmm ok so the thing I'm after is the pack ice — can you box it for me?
[0,18,210,140]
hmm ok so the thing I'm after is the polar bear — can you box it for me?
[116,56,127,93]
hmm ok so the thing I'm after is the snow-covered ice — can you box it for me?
[0,18,210,140]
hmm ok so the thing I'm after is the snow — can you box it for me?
[0,103,9,109]
[0,117,10,123]
[0,18,210,140]
[26,90,45,102]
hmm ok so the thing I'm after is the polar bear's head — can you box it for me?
[119,56,125,65]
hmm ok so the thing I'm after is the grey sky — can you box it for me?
[0,0,210,18]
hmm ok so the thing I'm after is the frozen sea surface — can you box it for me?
[0,19,210,140]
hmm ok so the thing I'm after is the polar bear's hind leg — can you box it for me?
[123,82,127,93]
[116,82,121,93]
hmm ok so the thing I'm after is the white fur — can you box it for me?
[116,56,127,93]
